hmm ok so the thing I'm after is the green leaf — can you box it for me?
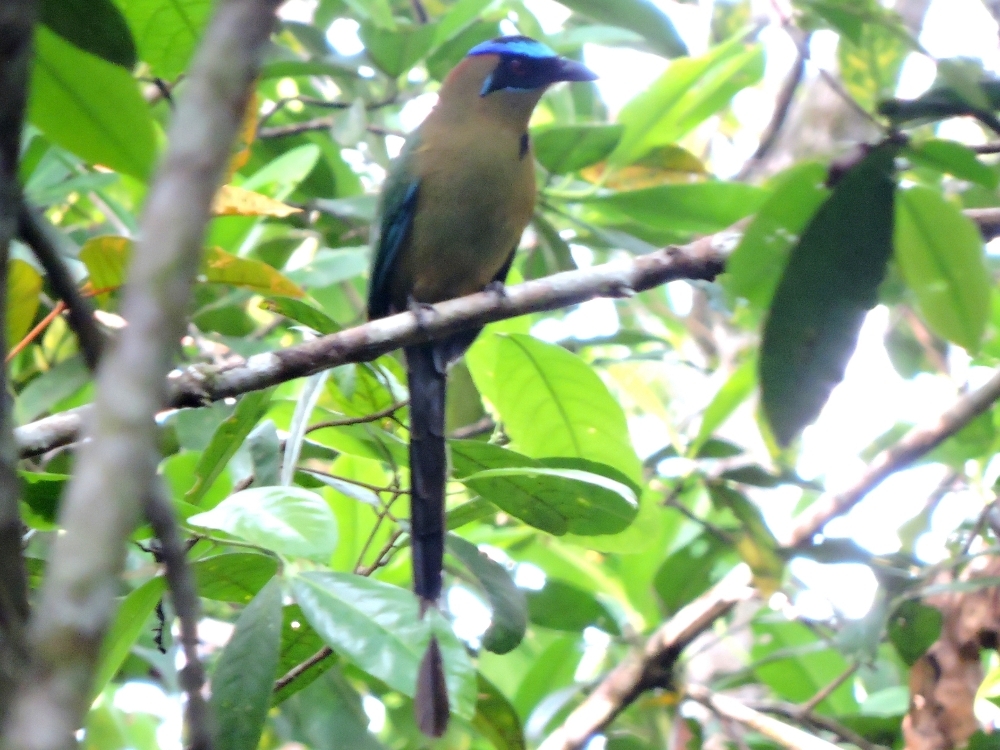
[93,576,166,699]
[186,389,273,506]
[7,259,42,348]
[15,355,90,425]
[838,19,909,111]
[888,600,941,666]
[760,142,898,446]
[752,619,858,715]
[211,577,283,750]
[260,297,341,334]
[532,124,623,174]
[525,579,620,634]
[894,186,990,352]
[188,486,338,561]
[691,357,757,454]
[612,37,762,165]
[114,0,213,79]
[29,27,156,180]
[202,247,305,297]
[432,0,493,46]
[723,162,830,308]
[473,674,525,750]
[588,181,768,234]
[242,144,321,200]
[451,441,638,535]
[41,0,137,69]
[191,553,279,603]
[446,535,527,654]
[290,571,477,719]
[905,139,999,189]
[491,334,642,483]
[20,471,67,526]
[557,0,687,58]
[273,604,338,705]
[287,247,369,289]
[360,21,438,77]
[654,533,736,615]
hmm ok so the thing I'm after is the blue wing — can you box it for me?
[367,177,420,321]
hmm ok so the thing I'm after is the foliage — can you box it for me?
[14,0,1000,749]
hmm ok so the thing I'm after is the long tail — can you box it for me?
[404,342,450,736]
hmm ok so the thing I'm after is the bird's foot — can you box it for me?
[407,296,437,330]
[484,280,507,298]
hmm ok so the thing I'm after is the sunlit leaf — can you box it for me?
[290,572,477,719]
[7,259,42,348]
[212,185,303,218]
[29,27,156,180]
[894,185,990,352]
[201,247,305,298]
[188,486,338,561]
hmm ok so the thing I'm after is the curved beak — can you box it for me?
[552,57,598,83]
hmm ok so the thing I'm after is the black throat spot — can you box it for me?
[519,132,529,160]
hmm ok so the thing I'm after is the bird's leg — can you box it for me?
[407,295,437,331]
[484,280,507,298]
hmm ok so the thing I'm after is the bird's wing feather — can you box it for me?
[367,162,420,320]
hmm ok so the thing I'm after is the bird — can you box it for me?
[366,35,596,736]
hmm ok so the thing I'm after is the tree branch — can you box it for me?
[144,482,209,750]
[12,205,1000,461]
[688,686,842,750]
[537,565,754,750]
[1,0,282,747]
[538,362,1000,748]
[0,0,39,725]
[785,367,1000,547]
[17,204,104,371]
[13,230,730,457]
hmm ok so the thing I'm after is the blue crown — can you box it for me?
[467,36,557,60]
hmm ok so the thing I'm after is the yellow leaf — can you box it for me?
[211,184,302,218]
[200,246,304,298]
[80,235,131,298]
[583,145,707,190]
[7,260,42,346]
[226,90,258,179]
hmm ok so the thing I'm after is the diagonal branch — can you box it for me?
[0,0,282,747]
[11,205,1000,460]
[13,230,732,457]
[17,204,104,370]
[539,360,1000,749]
[0,0,39,725]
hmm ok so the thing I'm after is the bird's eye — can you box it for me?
[509,58,526,75]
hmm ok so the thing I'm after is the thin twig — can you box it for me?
[736,40,807,181]
[6,300,64,363]
[305,400,408,433]
[798,661,857,715]
[272,646,334,693]
[356,529,403,576]
[785,368,1000,546]
[17,204,104,370]
[753,701,886,750]
[688,686,841,750]
[449,416,496,439]
[144,482,210,750]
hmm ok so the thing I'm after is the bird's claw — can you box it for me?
[484,280,507,298]
[408,296,437,330]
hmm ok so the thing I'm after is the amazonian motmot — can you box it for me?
[366,36,596,736]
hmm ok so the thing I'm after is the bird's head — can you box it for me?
[438,36,597,126]
[467,36,597,97]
